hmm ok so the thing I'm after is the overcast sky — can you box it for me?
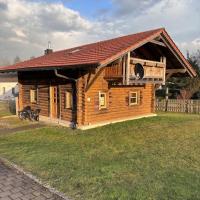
[0,0,200,65]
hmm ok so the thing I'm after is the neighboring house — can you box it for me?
[0,73,18,100]
[0,28,196,129]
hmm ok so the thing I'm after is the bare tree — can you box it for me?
[177,50,200,99]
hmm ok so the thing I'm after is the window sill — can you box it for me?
[98,108,109,113]
[129,104,139,106]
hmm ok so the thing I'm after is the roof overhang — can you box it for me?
[0,63,99,73]
[99,29,196,78]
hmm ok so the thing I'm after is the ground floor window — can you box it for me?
[129,91,139,105]
[99,92,107,109]
[30,89,37,103]
[65,91,73,109]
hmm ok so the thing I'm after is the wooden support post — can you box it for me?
[160,56,166,84]
[122,56,126,85]
[15,96,19,115]
[126,52,130,85]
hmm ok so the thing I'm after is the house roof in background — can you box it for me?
[0,73,17,82]
[0,28,196,77]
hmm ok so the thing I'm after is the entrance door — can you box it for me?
[50,86,58,118]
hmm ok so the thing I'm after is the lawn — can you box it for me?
[0,101,12,117]
[0,113,200,200]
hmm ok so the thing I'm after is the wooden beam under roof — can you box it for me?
[150,39,166,47]
[160,34,194,77]
[166,68,187,80]
[166,69,186,74]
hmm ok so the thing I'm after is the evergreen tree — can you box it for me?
[13,56,21,64]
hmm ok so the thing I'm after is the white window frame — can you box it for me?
[65,90,73,109]
[99,92,107,110]
[129,91,139,106]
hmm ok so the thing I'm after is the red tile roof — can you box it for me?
[0,73,17,82]
[0,28,196,77]
[0,28,163,70]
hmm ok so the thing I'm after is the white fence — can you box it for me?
[155,99,200,114]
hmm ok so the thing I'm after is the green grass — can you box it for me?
[0,113,200,200]
[0,101,12,117]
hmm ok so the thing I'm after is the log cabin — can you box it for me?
[0,28,196,129]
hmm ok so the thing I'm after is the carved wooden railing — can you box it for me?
[104,57,166,85]
[129,58,166,84]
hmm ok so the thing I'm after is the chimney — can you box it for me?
[44,41,53,55]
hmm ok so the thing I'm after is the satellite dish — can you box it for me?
[134,63,144,80]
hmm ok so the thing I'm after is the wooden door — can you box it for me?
[50,86,57,118]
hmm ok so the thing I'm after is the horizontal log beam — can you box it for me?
[131,57,165,68]
[166,68,187,80]
[129,79,164,84]
[166,69,186,74]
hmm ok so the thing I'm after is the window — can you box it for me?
[12,88,15,95]
[30,89,37,103]
[2,87,6,95]
[99,92,107,110]
[129,92,139,105]
[65,91,73,109]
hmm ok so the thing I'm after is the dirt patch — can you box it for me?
[0,123,46,136]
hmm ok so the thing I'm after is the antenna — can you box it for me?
[44,41,53,55]
[48,41,51,49]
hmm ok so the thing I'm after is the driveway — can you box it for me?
[0,160,66,200]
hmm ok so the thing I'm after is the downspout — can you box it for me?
[54,69,77,82]
[54,69,77,129]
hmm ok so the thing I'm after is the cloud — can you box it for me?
[111,0,163,16]
[0,0,124,64]
[109,0,200,54]
[0,0,199,65]
[0,0,97,63]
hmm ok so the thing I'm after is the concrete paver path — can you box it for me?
[0,161,65,200]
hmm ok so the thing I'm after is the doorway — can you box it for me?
[50,86,58,119]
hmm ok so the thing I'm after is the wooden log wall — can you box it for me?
[18,71,73,121]
[77,68,155,126]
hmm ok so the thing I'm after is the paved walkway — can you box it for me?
[0,161,66,200]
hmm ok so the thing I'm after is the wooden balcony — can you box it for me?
[129,58,165,84]
[104,56,166,85]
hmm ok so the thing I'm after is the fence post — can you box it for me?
[185,100,188,113]
[165,87,169,112]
